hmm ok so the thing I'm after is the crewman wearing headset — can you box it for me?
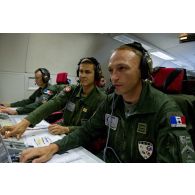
[2,43,195,163]
[0,68,61,115]
[0,58,106,149]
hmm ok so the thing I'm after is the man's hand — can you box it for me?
[48,124,70,135]
[0,108,18,115]
[0,105,7,110]
[20,144,59,163]
[0,119,30,139]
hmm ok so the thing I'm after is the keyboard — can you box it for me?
[0,113,9,119]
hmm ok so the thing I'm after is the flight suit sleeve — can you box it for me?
[53,98,108,153]
[156,102,195,163]
[25,90,69,126]
[16,87,58,114]
[10,89,39,107]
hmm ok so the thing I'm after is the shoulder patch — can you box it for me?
[44,89,53,95]
[64,86,72,93]
[170,116,186,128]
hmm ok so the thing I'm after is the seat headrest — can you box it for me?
[56,72,68,84]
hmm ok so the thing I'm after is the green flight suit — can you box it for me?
[53,81,195,163]
[11,84,65,115]
[25,85,106,133]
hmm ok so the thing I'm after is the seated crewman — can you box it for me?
[0,68,62,115]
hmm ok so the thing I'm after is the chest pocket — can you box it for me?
[135,113,157,139]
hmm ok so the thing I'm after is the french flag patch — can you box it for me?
[44,89,53,95]
[170,116,186,127]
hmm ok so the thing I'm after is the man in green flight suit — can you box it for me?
[0,68,63,115]
[0,57,106,146]
[2,43,195,163]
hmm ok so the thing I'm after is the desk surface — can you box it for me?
[1,115,104,163]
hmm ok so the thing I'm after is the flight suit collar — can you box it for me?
[114,81,158,115]
[75,86,99,106]
[40,83,51,92]
[132,81,158,114]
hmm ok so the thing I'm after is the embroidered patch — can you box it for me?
[138,141,153,159]
[137,123,147,134]
[83,108,87,112]
[181,142,195,154]
[170,116,186,127]
[64,86,71,92]
[44,89,53,95]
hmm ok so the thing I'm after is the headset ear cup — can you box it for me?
[141,53,153,80]
[38,68,50,83]
[96,67,102,82]
[76,68,79,78]
[43,75,48,83]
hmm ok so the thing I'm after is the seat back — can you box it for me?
[56,72,68,84]
[152,67,187,94]
[45,72,68,124]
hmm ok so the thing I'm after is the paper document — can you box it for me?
[47,147,104,163]
[23,132,62,147]
[26,120,49,130]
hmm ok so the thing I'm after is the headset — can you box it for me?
[124,42,153,80]
[35,68,50,83]
[76,57,102,82]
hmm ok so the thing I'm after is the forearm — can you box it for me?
[48,143,60,155]
[16,102,42,115]
[53,128,85,153]
[11,99,33,107]
[26,97,64,126]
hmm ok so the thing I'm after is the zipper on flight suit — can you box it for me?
[75,106,84,125]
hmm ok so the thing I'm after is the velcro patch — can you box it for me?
[138,141,153,159]
[170,116,186,128]
[44,89,53,95]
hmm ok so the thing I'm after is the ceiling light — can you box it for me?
[180,36,187,40]
[113,35,134,44]
[179,33,195,43]
[150,51,174,60]
[113,35,151,50]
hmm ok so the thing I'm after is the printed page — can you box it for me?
[26,120,50,130]
[23,132,63,147]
